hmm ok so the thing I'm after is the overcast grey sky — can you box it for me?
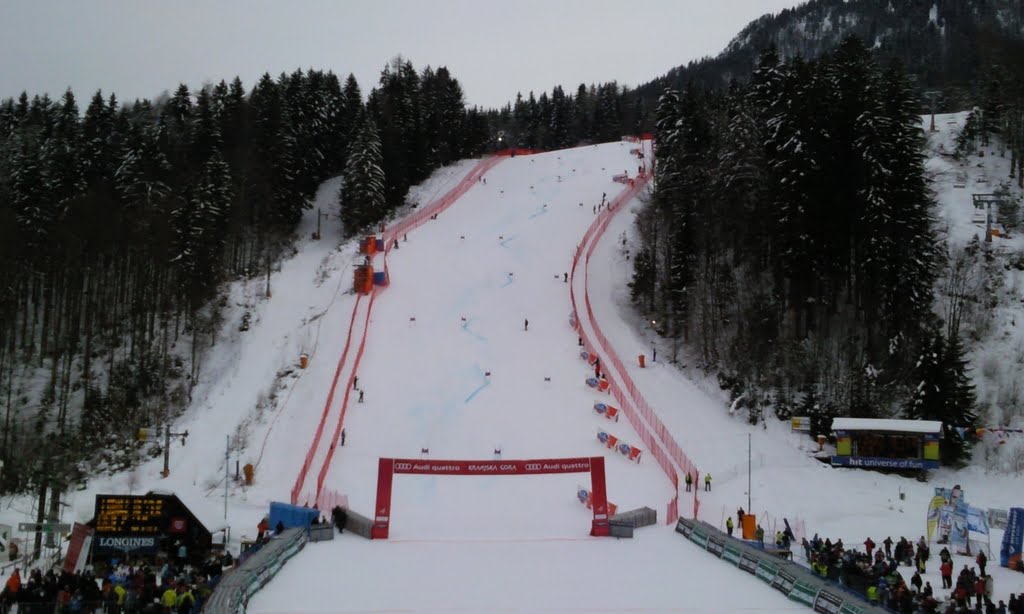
[0,0,805,109]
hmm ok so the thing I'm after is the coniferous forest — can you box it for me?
[0,58,644,495]
[633,38,982,463]
[5,2,1024,496]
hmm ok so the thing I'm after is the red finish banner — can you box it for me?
[390,458,593,476]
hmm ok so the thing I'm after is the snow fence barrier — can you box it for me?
[204,527,308,614]
[569,152,696,524]
[292,154,509,508]
[675,518,889,614]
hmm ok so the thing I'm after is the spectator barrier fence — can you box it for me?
[675,517,889,614]
[204,528,308,614]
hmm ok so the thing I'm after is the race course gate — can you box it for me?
[371,456,610,538]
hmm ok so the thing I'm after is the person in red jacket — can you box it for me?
[974,575,986,609]
[864,537,875,558]
[940,560,953,589]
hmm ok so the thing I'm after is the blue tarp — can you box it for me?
[269,501,321,531]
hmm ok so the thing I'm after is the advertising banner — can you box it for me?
[1001,507,1024,569]
[93,535,159,554]
[967,506,989,535]
[839,602,871,614]
[789,579,819,607]
[722,542,743,565]
[813,588,844,614]
[755,559,780,585]
[592,402,619,422]
[949,506,969,550]
[830,456,938,470]
[675,518,694,539]
[738,552,759,574]
[706,535,725,558]
[63,523,95,574]
[926,495,946,542]
[772,568,796,595]
[689,526,709,549]
[390,458,592,475]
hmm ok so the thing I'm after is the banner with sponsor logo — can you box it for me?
[949,506,969,550]
[63,523,94,573]
[94,535,159,554]
[830,456,938,470]
[576,487,618,517]
[967,506,989,535]
[373,456,610,539]
[1001,507,1023,569]
[592,402,619,422]
[596,430,642,463]
[926,495,946,542]
[391,458,593,475]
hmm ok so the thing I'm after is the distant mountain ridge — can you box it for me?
[638,0,1024,104]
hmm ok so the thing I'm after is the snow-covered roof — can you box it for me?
[830,418,943,434]
[147,489,222,533]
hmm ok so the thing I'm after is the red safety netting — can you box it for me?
[291,292,366,505]
[292,155,509,506]
[569,147,698,523]
[383,155,510,246]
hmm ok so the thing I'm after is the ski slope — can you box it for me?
[13,133,1024,614]
[247,141,799,612]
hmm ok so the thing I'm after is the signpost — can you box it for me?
[18,522,71,534]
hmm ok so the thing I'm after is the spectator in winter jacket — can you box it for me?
[977,549,988,576]
[161,586,178,611]
[725,516,734,536]
[864,537,875,558]
[755,525,764,545]
[883,536,893,559]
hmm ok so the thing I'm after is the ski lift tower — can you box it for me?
[923,91,942,132]
[973,193,1002,243]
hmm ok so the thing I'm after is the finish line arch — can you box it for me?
[372,456,610,538]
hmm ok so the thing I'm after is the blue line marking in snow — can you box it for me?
[501,274,514,288]
[499,235,517,248]
[464,381,489,403]
[460,318,487,341]
[464,364,491,403]
[528,206,548,219]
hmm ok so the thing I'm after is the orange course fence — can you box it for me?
[569,151,698,523]
[292,154,507,507]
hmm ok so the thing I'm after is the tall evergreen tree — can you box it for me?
[339,114,385,236]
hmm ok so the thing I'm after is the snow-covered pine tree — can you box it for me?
[937,333,978,464]
[82,90,116,187]
[39,89,85,220]
[116,121,171,215]
[878,63,939,363]
[339,113,385,237]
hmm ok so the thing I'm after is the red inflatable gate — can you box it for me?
[371,456,610,538]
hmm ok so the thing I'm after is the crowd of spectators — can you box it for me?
[799,533,1023,613]
[0,550,232,614]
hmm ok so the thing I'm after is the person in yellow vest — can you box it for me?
[113,582,126,607]
[175,583,195,614]
[725,516,734,536]
[704,473,712,492]
[161,584,178,612]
